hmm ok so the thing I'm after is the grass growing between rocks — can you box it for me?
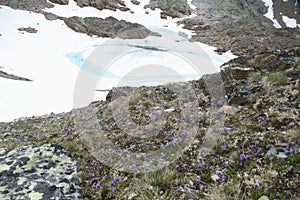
[0,51,299,199]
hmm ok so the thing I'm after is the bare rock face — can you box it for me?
[64,16,161,39]
[74,0,129,11]
[48,0,69,5]
[144,0,191,18]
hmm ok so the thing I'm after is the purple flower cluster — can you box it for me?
[216,171,227,183]
[93,182,100,189]
[109,178,118,187]
[285,144,294,154]
[240,153,249,160]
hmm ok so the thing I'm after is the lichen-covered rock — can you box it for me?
[64,16,161,39]
[0,144,82,199]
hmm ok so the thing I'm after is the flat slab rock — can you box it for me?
[0,144,82,200]
[64,16,161,39]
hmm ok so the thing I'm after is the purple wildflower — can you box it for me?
[196,163,202,170]
[111,187,116,193]
[249,145,255,150]
[245,154,249,159]
[175,165,180,170]
[94,182,100,189]
[201,136,206,141]
[87,173,94,178]
[221,144,226,150]
[256,148,262,154]
[240,154,246,160]
[109,178,118,187]
[285,144,289,151]
[289,148,294,154]
[195,177,201,184]
[254,183,260,189]
[182,164,188,170]
[265,144,271,149]
[222,175,226,183]
[269,156,273,161]
[216,172,221,177]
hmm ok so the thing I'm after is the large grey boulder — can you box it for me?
[64,16,161,39]
[0,144,82,199]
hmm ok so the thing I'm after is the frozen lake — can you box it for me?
[0,1,237,122]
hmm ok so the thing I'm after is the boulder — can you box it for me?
[144,0,191,18]
[74,0,128,11]
[0,144,82,199]
[48,0,69,5]
[64,16,161,39]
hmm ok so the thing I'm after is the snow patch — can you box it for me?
[261,0,282,28]
[282,15,297,28]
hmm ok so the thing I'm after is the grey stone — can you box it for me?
[0,144,82,199]
[64,16,161,39]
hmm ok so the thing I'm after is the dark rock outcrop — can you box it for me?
[179,0,300,55]
[49,0,69,5]
[131,0,140,5]
[220,47,300,105]
[18,27,38,33]
[0,70,32,81]
[144,0,191,19]
[74,0,130,11]
[0,144,82,199]
[64,16,161,39]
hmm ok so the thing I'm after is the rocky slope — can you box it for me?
[178,0,300,55]
[144,0,191,19]
[0,47,299,199]
[2,0,300,55]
